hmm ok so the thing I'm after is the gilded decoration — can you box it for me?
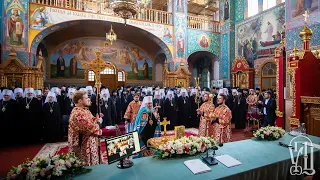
[301,96,320,104]
[289,117,300,126]
[231,56,254,89]
[163,62,191,88]
[276,111,283,117]
[0,48,44,89]
[310,105,320,115]
[287,67,296,116]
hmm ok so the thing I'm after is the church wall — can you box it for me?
[235,3,285,88]
[2,0,29,66]
[45,37,156,86]
[187,29,220,59]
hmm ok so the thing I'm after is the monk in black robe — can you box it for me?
[0,90,17,147]
[189,90,202,128]
[121,89,130,118]
[100,89,116,126]
[153,91,164,120]
[177,88,191,126]
[43,92,62,142]
[111,89,122,124]
[21,88,43,143]
[234,89,246,129]
[163,91,177,130]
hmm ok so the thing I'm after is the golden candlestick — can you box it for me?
[160,117,170,143]
[194,75,201,108]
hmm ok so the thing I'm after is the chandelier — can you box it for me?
[106,24,117,45]
[110,0,150,24]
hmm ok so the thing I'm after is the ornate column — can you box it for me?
[172,0,187,71]
[220,0,236,86]
[274,35,285,128]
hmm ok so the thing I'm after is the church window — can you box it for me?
[248,0,259,17]
[261,62,276,90]
[101,67,115,74]
[88,71,95,81]
[263,0,276,11]
[118,71,125,82]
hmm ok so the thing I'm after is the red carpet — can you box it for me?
[0,126,252,178]
[0,143,44,178]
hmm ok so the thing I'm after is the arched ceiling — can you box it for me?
[43,20,162,57]
[187,51,216,65]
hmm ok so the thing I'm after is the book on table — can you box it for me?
[215,155,242,168]
[184,159,212,175]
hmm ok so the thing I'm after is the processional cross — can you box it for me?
[194,75,201,108]
[160,117,170,136]
[81,51,109,116]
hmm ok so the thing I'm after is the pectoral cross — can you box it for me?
[160,117,170,136]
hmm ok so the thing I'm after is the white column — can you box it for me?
[214,61,219,80]
[167,0,173,12]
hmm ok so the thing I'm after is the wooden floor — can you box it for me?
[0,128,252,178]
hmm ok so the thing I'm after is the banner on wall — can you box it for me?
[28,4,174,46]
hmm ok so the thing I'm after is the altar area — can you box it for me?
[74,134,320,180]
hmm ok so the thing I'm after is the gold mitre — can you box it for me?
[209,93,214,99]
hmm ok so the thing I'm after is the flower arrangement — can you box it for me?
[253,126,286,141]
[156,136,216,159]
[7,153,91,180]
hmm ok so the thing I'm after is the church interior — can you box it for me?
[1,0,320,179]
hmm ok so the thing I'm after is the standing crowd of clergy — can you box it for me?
[0,85,276,166]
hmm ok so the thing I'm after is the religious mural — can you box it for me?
[224,0,230,21]
[176,0,185,13]
[286,0,319,29]
[49,38,152,80]
[174,13,187,64]
[28,4,174,51]
[5,0,27,48]
[235,5,285,68]
[187,29,220,57]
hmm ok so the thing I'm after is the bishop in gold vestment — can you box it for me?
[197,93,215,137]
[210,94,232,144]
[246,89,258,111]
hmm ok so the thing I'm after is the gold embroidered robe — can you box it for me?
[68,107,101,166]
[198,102,215,137]
[124,100,142,133]
[246,94,258,111]
[211,104,232,144]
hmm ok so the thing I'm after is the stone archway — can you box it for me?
[187,51,218,88]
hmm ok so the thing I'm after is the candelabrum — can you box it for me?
[194,76,201,108]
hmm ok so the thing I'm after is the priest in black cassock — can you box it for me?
[233,89,246,129]
[189,88,201,128]
[111,89,122,124]
[163,90,177,130]
[64,88,76,115]
[177,88,191,126]
[100,89,116,126]
[121,89,130,119]
[86,86,97,116]
[0,89,16,147]
[128,87,135,102]
[21,88,43,143]
[14,88,24,104]
[43,92,62,142]
[153,91,164,120]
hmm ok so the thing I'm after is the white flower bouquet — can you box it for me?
[156,136,216,159]
[6,153,91,180]
[253,126,286,141]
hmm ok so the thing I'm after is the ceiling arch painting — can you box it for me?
[28,3,174,54]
